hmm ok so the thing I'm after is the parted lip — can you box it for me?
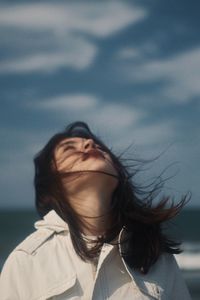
[82,149,105,160]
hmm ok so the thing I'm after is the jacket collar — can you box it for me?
[34,209,69,233]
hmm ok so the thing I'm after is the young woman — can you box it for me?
[0,121,191,299]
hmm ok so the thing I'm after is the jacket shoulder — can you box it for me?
[141,253,191,299]
[14,228,54,255]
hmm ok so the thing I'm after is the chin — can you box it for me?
[84,158,117,176]
[77,169,119,191]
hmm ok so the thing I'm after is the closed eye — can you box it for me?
[96,145,106,152]
[95,144,102,149]
[63,145,75,152]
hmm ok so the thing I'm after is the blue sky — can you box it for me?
[0,0,200,208]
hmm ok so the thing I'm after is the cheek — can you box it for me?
[56,154,80,172]
[60,157,81,172]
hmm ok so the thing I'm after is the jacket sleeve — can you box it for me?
[0,251,28,300]
[166,255,192,300]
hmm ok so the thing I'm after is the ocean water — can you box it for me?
[0,209,199,299]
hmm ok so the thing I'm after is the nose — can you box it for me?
[83,139,96,152]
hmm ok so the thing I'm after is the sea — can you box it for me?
[0,209,199,300]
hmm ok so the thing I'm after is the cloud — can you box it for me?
[111,121,175,153]
[116,47,142,60]
[0,38,97,73]
[31,94,144,129]
[0,1,147,73]
[88,103,143,130]
[36,94,99,110]
[0,2,147,36]
[28,93,175,149]
[125,47,200,102]
[130,122,175,146]
[116,42,158,61]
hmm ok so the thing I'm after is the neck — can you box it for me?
[67,186,113,236]
[62,171,118,236]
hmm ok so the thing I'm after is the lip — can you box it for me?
[82,149,105,160]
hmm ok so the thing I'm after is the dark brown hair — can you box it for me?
[34,121,190,274]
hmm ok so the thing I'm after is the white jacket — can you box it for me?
[0,210,191,300]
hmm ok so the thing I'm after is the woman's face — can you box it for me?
[54,137,118,178]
